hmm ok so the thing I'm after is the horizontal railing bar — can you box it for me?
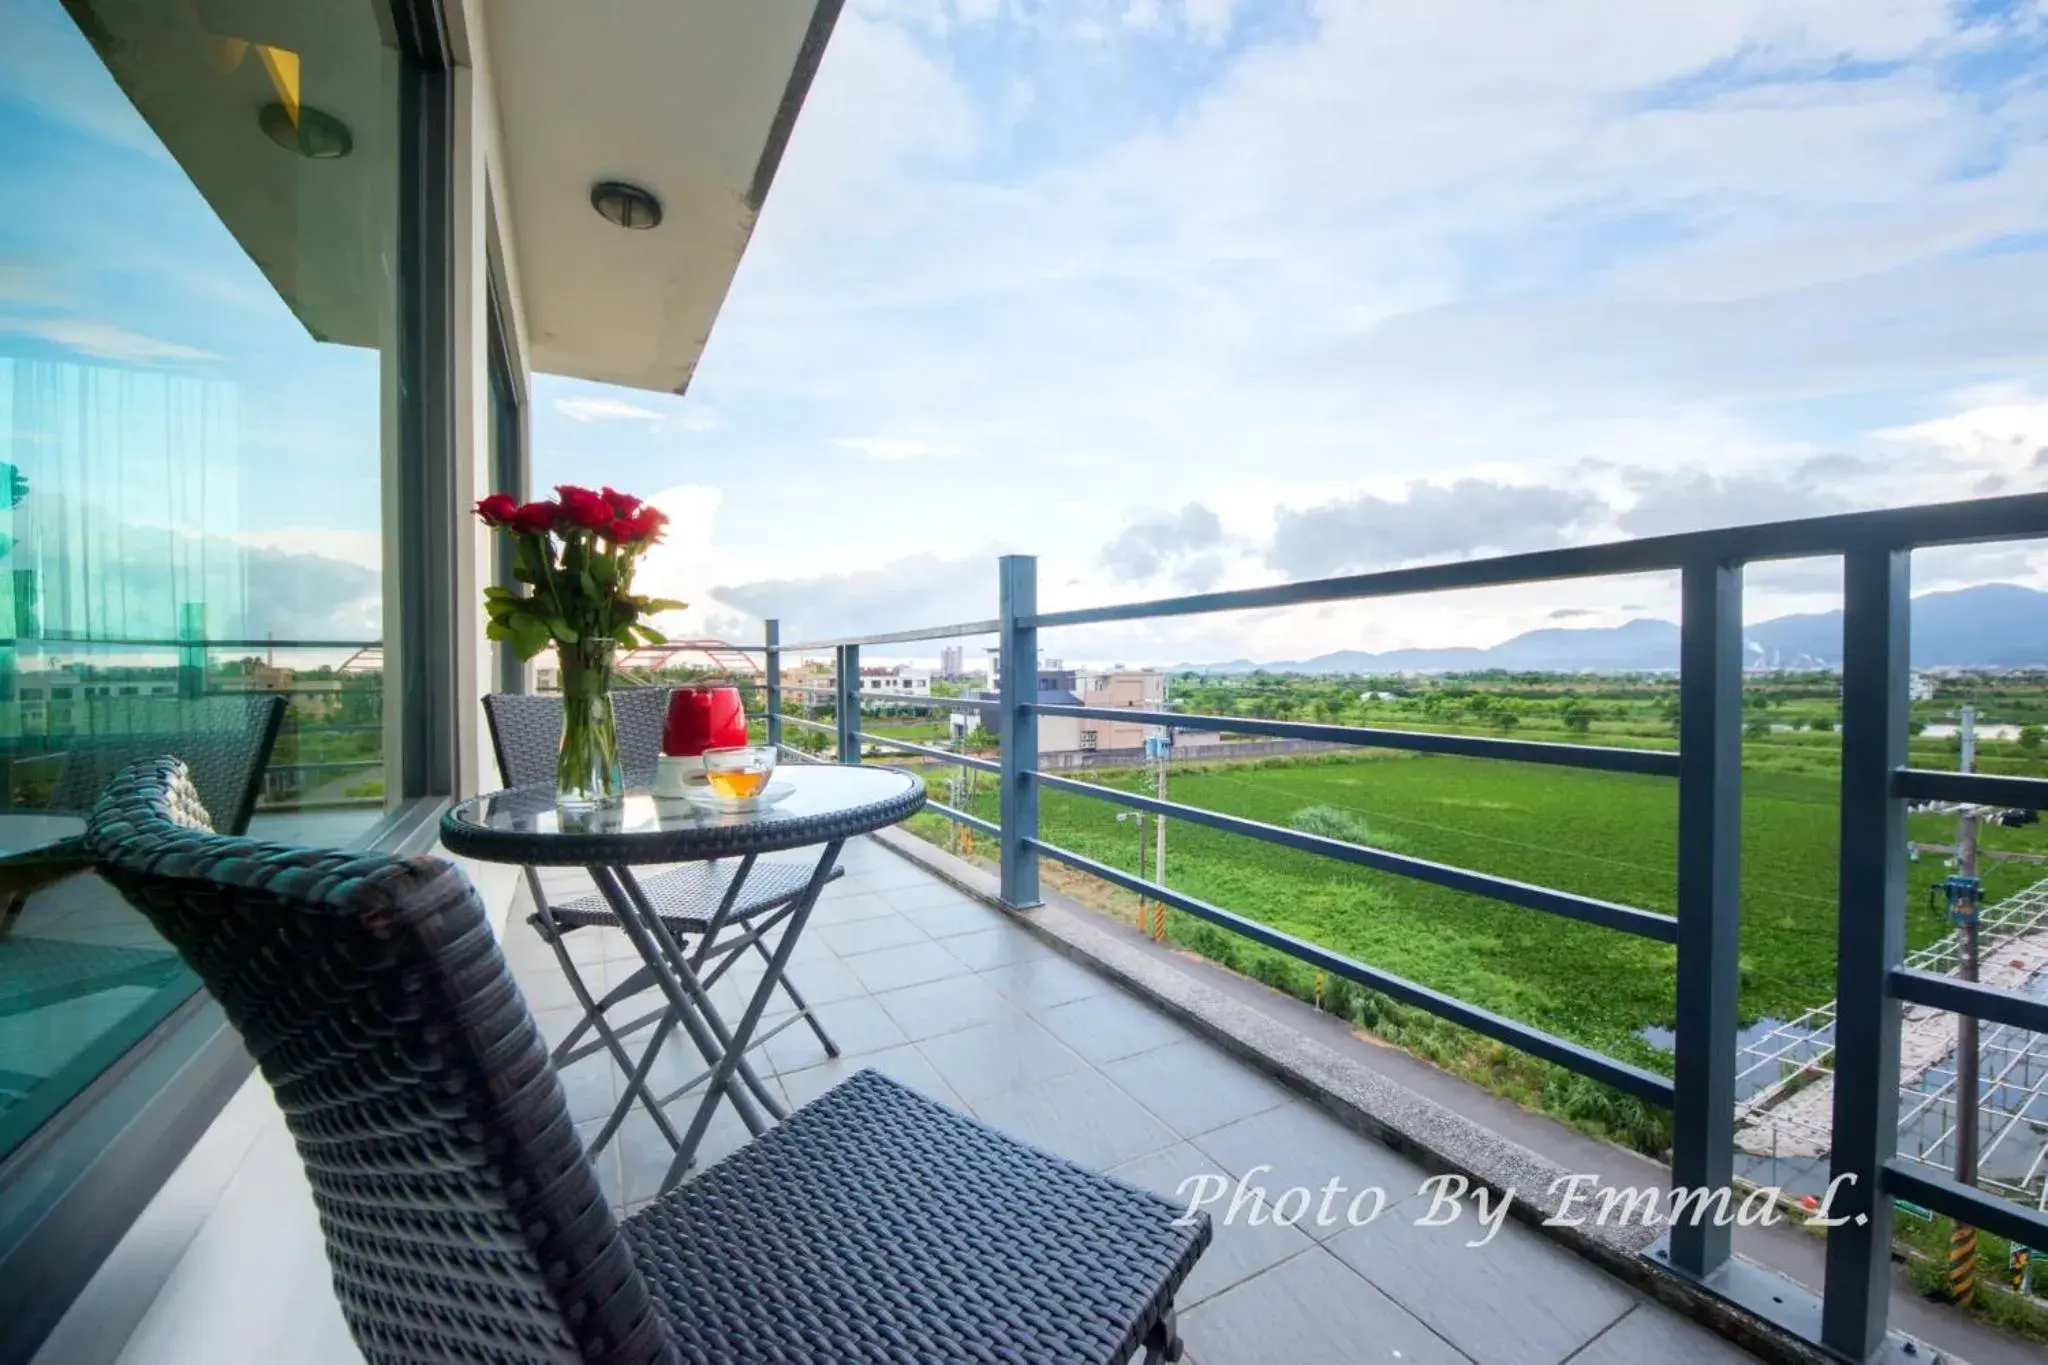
[1882,1164,2048,1251]
[780,619,1000,650]
[1031,769,1679,942]
[926,800,1000,836]
[775,744,829,764]
[1029,494,2048,630]
[1034,704,1681,776]
[785,686,990,713]
[778,715,837,734]
[1890,969,2048,1034]
[25,635,384,649]
[853,731,1002,773]
[1892,768,2048,809]
[1026,836,1673,1103]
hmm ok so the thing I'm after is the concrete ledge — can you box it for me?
[865,826,1937,1365]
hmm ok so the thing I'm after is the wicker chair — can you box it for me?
[87,757,1209,1365]
[51,694,286,834]
[483,690,840,1150]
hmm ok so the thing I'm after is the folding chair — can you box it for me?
[483,689,840,1153]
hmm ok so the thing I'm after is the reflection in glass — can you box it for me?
[0,0,396,1160]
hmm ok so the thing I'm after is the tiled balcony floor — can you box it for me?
[510,838,1761,1365]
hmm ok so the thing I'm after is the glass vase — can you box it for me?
[556,645,624,811]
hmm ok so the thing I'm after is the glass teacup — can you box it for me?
[703,745,776,801]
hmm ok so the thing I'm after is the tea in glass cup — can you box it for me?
[703,746,776,800]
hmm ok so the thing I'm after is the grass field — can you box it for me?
[914,745,2048,1146]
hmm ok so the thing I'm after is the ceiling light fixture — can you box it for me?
[590,181,662,230]
[258,101,352,159]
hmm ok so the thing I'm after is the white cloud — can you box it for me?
[537,0,2048,662]
[0,318,217,363]
[554,395,666,424]
[831,436,948,460]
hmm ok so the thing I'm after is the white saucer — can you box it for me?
[683,779,793,814]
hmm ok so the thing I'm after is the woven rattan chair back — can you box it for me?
[483,687,670,788]
[85,757,676,1365]
[50,694,285,834]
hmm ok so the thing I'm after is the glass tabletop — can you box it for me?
[0,813,88,861]
[440,763,926,866]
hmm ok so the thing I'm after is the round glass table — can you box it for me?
[0,813,90,934]
[441,764,925,1187]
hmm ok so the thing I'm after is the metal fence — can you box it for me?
[755,493,2048,1360]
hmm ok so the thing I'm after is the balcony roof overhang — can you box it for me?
[482,0,841,395]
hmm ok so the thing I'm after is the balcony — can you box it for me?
[38,838,1757,1365]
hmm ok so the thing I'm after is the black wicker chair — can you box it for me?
[3,693,285,937]
[483,690,840,1150]
[86,757,1208,1364]
[51,694,286,835]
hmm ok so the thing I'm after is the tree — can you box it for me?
[2020,724,2043,752]
[1492,711,1519,733]
[1561,702,1594,734]
[1745,716,1772,740]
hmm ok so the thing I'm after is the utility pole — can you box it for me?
[1949,703,1982,1304]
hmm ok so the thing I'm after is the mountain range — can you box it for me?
[1178,584,2048,675]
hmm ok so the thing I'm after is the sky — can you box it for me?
[534,0,2048,666]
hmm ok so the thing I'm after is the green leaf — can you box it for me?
[638,597,688,613]
[485,620,512,642]
[548,619,579,643]
[511,618,553,660]
[637,624,669,646]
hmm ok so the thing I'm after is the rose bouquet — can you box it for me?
[475,484,685,808]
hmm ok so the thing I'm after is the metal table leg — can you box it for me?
[662,839,845,1188]
[586,865,768,1139]
[616,865,787,1122]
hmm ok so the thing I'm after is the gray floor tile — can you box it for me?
[936,925,1055,972]
[511,963,587,1012]
[555,1053,621,1125]
[760,996,908,1073]
[1568,1302,1757,1365]
[533,1005,589,1051]
[843,939,974,993]
[817,913,929,957]
[917,1016,1088,1101]
[970,1069,1179,1170]
[894,898,1010,940]
[1180,1247,1468,1365]
[1108,1142,1321,1308]
[842,859,938,892]
[872,974,1023,1041]
[1037,990,1195,1064]
[618,1100,762,1204]
[1327,1203,1635,1365]
[1101,1041,1294,1138]
[1192,1102,1428,1233]
[808,892,899,926]
[779,1043,968,1112]
[976,955,1113,1011]
[765,953,869,1006]
[883,880,987,911]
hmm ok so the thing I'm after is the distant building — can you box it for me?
[1071,671,1168,752]
[859,664,932,699]
[1907,671,1935,702]
[939,645,964,677]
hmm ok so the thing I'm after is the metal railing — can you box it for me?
[758,491,2048,1360]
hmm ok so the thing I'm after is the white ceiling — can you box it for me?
[486,0,839,394]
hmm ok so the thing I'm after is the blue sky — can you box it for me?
[534,0,2048,663]
[4,0,2043,663]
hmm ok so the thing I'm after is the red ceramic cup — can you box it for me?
[663,684,747,757]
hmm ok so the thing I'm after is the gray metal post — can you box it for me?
[1822,546,1910,1359]
[764,619,781,750]
[836,643,861,764]
[1670,559,1742,1278]
[998,555,1040,907]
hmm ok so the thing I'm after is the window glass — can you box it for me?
[0,0,397,1160]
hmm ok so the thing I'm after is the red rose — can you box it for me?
[602,486,642,518]
[506,500,559,534]
[474,492,519,525]
[555,484,613,532]
[613,504,669,545]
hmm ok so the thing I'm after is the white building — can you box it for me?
[859,665,932,699]
[1907,671,1935,702]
